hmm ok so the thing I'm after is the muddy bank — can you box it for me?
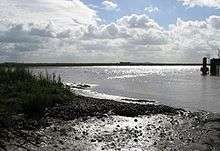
[0,95,220,151]
[46,95,184,120]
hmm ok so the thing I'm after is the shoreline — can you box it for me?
[1,94,220,150]
[0,62,204,67]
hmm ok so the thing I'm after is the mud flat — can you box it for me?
[1,95,220,151]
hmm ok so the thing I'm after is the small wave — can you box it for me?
[66,82,98,89]
[107,74,147,79]
[70,86,157,105]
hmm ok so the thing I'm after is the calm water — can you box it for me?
[32,66,220,113]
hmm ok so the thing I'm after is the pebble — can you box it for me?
[59,140,64,145]
[82,131,88,135]
[75,136,80,140]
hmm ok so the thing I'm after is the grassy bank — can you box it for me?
[0,67,73,117]
[0,66,184,120]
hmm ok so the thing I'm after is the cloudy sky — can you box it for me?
[0,0,220,63]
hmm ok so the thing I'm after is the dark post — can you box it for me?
[200,57,209,75]
[210,59,216,76]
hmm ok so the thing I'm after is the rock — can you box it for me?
[110,142,115,147]
[59,140,64,145]
[52,126,58,132]
[82,131,88,135]
[72,84,91,89]
[91,139,96,142]
[134,119,138,122]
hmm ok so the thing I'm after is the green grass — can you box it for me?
[0,67,73,117]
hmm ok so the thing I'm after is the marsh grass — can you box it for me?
[0,67,73,117]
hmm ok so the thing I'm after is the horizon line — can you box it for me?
[0,62,206,67]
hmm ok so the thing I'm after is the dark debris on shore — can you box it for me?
[46,95,185,120]
[0,92,185,150]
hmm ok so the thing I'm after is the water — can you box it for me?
[32,66,220,113]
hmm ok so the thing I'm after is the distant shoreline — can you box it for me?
[0,62,205,67]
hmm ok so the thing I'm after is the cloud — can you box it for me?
[178,0,220,9]
[0,0,98,28]
[0,0,100,62]
[207,15,220,29]
[102,1,118,11]
[81,14,167,46]
[81,14,220,62]
[169,16,220,60]
[144,6,159,13]
[0,13,170,62]
[0,1,219,63]
[117,14,162,29]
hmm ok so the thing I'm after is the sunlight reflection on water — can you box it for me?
[32,66,220,113]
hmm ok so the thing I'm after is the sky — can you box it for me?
[0,0,220,63]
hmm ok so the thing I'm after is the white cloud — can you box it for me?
[207,15,220,29]
[0,0,99,62]
[0,1,220,63]
[81,14,167,46]
[0,0,98,28]
[169,16,220,60]
[178,0,220,9]
[102,1,118,11]
[117,14,162,29]
[78,14,220,62]
[0,13,171,62]
[144,6,159,13]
